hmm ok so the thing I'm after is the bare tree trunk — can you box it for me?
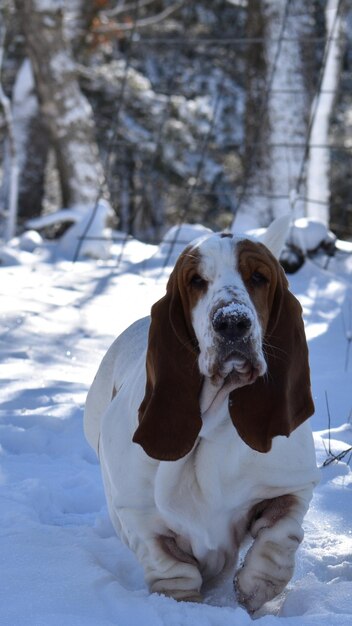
[15,0,105,209]
[1,59,49,221]
[234,0,315,230]
[0,17,19,241]
[235,0,267,230]
[305,0,343,225]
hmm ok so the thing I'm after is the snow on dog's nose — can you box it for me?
[212,303,254,342]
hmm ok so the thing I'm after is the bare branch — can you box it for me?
[101,0,157,18]
[323,446,352,467]
[94,0,185,33]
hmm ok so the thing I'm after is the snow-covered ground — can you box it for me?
[1,228,352,626]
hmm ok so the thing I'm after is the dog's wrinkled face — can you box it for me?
[135,224,314,460]
[189,234,271,388]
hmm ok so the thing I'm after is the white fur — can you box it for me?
[190,235,266,385]
[84,218,319,611]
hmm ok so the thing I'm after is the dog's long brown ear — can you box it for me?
[133,253,203,461]
[229,264,314,453]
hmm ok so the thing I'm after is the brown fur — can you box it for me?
[249,495,299,537]
[133,247,204,461]
[229,240,314,453]
[133,237,314,460]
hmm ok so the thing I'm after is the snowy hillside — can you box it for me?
[0,230,352,626]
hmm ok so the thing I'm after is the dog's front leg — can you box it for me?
[116,508,203,602]
[142,535,203,602]
[234,491,312,612]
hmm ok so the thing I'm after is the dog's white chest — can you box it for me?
[153,421,260,567]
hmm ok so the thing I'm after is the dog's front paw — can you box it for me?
[234,520,300,612]
[234,567,282,613]
[157,588,203,603]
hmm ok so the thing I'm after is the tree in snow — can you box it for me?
[14,0,106,210]
[1,58,49,222]
[0,4,19,241]
[305,0,343,226]
[0,0,350,246]
[233,0,318,230]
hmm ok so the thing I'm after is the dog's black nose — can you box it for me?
[212,309,252,341]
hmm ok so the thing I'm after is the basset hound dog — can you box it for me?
[84,216,319,612]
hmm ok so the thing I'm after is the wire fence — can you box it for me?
[66,0,351,264]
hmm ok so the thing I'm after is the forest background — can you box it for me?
[0,0,351,254]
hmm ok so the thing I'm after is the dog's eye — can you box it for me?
[190,274,208,289]
[251,271,268,286]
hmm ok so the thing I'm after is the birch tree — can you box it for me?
[233,0,316,230]
[14,0,105,211]
[305,0,343,225]
[1,58,49,222]
[0,6,19,240]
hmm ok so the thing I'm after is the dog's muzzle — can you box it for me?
[212,303,254,343]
